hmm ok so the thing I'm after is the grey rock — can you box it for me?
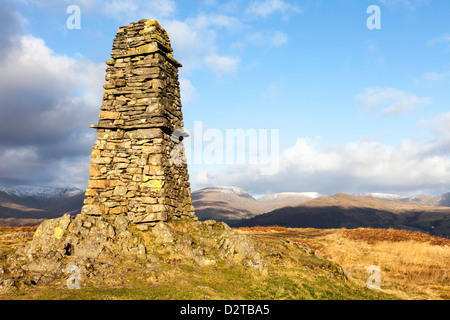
[152,222,175,244]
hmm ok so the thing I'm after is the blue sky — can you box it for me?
[1,0,450,197]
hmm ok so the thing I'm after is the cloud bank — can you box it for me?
[0,4,104,187]
[193,112,450,196]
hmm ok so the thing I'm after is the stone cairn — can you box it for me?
[83,19,196,228]
[0,20,262,291]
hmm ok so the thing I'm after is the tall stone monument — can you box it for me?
[82,19,196,227]
[0,20,263,291]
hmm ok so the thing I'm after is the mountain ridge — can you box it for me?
[1,185,450,237]
[192,186,322,222]
[234,193,450,238]
[358,191,450,207]
[0,186,85,226]
[0,185,83,200]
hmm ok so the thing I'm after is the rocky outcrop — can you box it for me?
[148,220,263,270]
[0,214,263,291]
[1,213,144,288]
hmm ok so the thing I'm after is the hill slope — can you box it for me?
[401,192,450,207]
[0,224,395,300]
[234,193,450,238]
[192,187,320,222]
[2,225,448,300]
[0,186,84,226]
[361,192,450,207]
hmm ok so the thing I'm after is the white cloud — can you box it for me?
[150,0,176,17]
[26,2,242,78]
[0,34,103,187]
[189,12,241,30]
[283,138,342,173]
[419,112,450,157]
[179,78,196,105]
[163,13,242,76]
[246,0,301,18]
[53,156,91,188]
[34,0,176,22]
[245,30,289,49]
[377,0,431,10]
[102,0,139,21]
[356,87,431,116]
[193,114,450,196]
[102,0,176,22]
[430,112,450,134]
[204,53,240,75]
[424,71,450,81]
[0,147,39,176]
[0,35,103,126]
[270,31,288,46]
[427,33,450,47]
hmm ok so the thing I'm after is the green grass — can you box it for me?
[0,225,399,300]
[3,260,396,300]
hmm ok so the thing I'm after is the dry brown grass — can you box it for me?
[235,226,450,299]
[291,228,450,300]
[234,226,289,233]
[0,226,38,257]
[342,228,450,246]
[0,226,38,233]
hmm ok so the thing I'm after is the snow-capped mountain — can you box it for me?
[192,187,325,224]
[358,191,450,207]
[358,192,403,201]
[258,192,322,201]
[192,186,260,222]
[401,192,450,207]
[256,192,323,212]
[0,186,85,226]
[0,185,83,200]
[214,186,251,197]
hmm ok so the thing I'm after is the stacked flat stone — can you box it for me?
[81,19,196,227]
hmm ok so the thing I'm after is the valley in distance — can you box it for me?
[193,186,450,239]
[1,185,450,238]
[0,185,449,300]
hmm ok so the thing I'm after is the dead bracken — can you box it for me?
[341,228,450,246]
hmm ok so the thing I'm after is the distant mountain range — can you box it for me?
[0,186,84,226]
[192,186,322,221]
[359,192,450,207]
[193,187,450,238]
[235,193,450,238]
[1,185,449,237]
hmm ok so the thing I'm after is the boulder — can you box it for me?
[152,222,175,244]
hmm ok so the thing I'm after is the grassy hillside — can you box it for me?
[236,227,449,300]
[1,225,448,300]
